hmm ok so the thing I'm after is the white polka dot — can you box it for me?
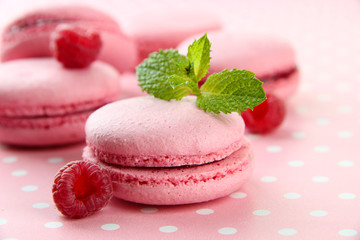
[21,185,38,192]
[0,218,8,225]
[11,170,27,176]
[338,229,358,237]
[310,210,328,217]
[338,105,352,113]
[295,106,309,114]
[140,207,158,213]
[338,193,356,199]
[317,72,332,82]
[299,83,313,92]
[196,209,214,215]
[284,193,301,199]
[318,56,332,66]
[338,131,353,138]
[312,176,329,183]
[266,146,282,153]
[218,227,237,235]
[292,132,306,139]
[32,203,50,209]
[229,192,247,199]
[48,157,63,163]
[288,161,304,167]
[337,83,351,92]
[338,161,354,167]
[278,228,297,236]
[2,156,17,163]
[247,134,260,140]
[316,118,330,125]
[45,222,63,228]
[252,210,271,216]
[314,146,330,152]
[261,176,277,182]
[337,64,350,73]
[101,224,120,231]
[159,226,178,233]
[317,94,332,102]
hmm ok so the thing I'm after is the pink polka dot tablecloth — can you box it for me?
[0,0,360,239]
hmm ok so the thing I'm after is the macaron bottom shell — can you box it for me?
[0,111,90,146]
[84,138,253,205]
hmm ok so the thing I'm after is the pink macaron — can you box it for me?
[83,96,253,205]
[121,9,222,63]
[177,31,299,99]
[1,5,137,73]
[0,58,120,146]
[118,73,147,99]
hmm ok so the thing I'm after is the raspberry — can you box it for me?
[52,160,113,218]
[241,93,286,134]
[50,24,102,68]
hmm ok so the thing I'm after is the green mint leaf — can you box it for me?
[187,33,211,83]
[136,49,193,100]
[168,75,201,96]
[196,69,266,114]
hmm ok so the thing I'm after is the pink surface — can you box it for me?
[84,138,252,205]
[1,0,360,239]
[1,5,138,73]
[85,96,245,167]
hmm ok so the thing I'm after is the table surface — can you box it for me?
[1,0,360,239]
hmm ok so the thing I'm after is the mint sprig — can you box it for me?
[136,33,266,114]
[187,33,211,82]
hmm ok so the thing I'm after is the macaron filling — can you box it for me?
[0,95,118,129]
[88,137,244,167]
[258,66,298,83]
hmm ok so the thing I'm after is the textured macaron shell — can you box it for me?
[1,5,138,72]
[85,96,245,167]
[122,10,221,62]
[84,137,253,205]
[0,58,120,117]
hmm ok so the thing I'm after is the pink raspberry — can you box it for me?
[52,160,113,218]
[241,93,286,134]
[50,24,102,68]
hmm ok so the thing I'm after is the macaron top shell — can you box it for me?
[177,31,296,77]
[0,58,120,117]
[85,96,245,167]
[2,5,121,43]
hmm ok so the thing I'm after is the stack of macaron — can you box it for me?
[0,6,124,146]
[0,59,120,146]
